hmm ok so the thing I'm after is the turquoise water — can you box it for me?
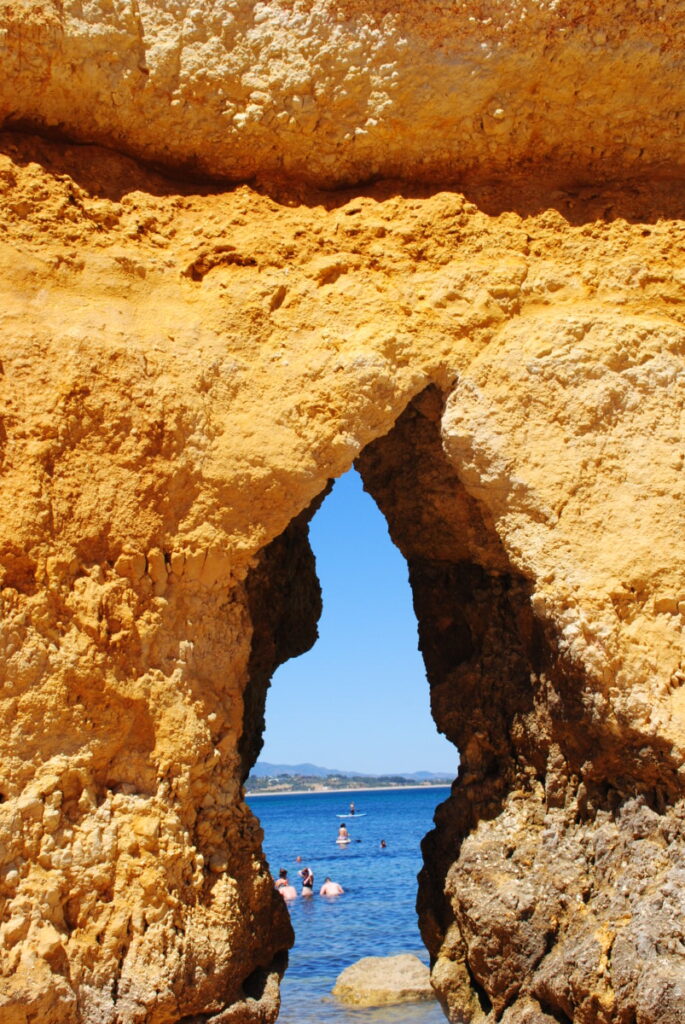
[248,787,450,1024]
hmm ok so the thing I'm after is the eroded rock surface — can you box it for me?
[1,7,685,1021]
[2,2,685,186]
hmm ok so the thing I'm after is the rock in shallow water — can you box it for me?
[332,953,435,1007]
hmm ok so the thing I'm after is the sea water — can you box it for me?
[248,787,451,1024]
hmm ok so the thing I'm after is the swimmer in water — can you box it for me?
[320,877,344,896]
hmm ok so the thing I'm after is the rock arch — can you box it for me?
[1,8,685,1015]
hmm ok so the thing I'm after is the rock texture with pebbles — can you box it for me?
[2,3,685,1023]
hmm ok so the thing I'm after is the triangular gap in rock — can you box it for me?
[255,461,457,783]
[239,387,462,790]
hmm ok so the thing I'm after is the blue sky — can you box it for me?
[261,468,459,776]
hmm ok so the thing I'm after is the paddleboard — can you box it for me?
[335,813,366,818]
[335,838,351,845]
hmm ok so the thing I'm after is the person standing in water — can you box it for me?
[274,868,297,900]
[320,877,344,896]
[299,866,314,896]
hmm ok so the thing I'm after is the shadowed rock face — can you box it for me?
[1,35,685,1017]
[243,495,327,784]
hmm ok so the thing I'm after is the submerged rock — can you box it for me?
[332,953,435,1007]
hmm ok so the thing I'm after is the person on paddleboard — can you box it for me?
[349,801,355,815]
[338,822,349,841]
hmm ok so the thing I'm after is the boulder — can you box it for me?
[332,954,435,1007]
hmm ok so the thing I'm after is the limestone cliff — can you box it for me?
[1,3,685,1023]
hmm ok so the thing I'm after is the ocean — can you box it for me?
[248,786,451,1024]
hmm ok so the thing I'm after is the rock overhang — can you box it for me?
[1,0,685,188]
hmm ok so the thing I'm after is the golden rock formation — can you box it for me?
[1,3,685,1023]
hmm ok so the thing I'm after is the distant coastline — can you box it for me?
[245,763,455,797]
[245,781,452,798]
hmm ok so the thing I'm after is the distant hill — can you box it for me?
[251,760,455,781]
[251,761,350,778]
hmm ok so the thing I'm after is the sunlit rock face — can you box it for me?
[1,4,685,1021]
[2,1,685,187]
